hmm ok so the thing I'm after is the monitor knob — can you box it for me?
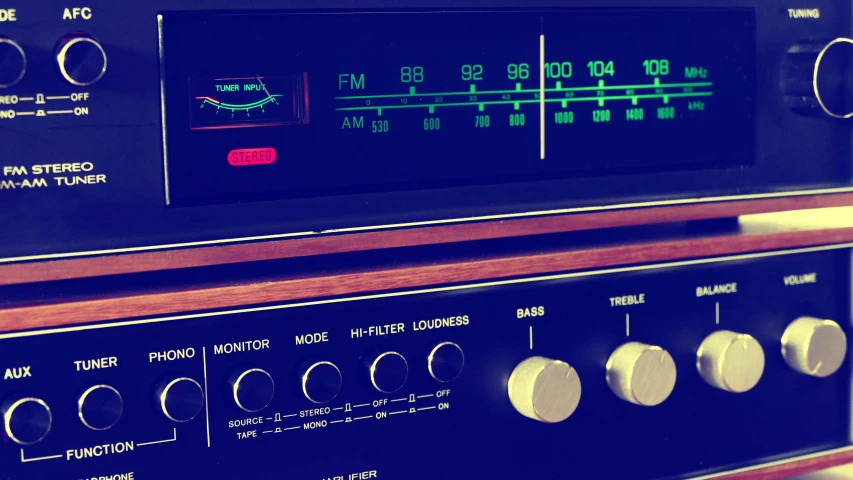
[782,317,847,377]
[697,331,765,393]
[363,351,408,394]
[298,361,342,404]
[156,377,205,422]
[782,38,853,118]
[78,385,123,430]
[606,342,677,406]
[230,368,275,413]
[2,397,52,445]
[0,37,26,88]
[55,34,107,86]
[507,356,581,423]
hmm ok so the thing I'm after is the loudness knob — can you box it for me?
[0,37,26,88]
[55,34,107,86]
[299,361,342,404]
[156,377,205,423]
[606,342,677,406]
[783,38,853,118]
[697,331,765,393]
[427,342,465,383]
[508,356,581,423]
[782,317,847,377]
[2,397,52,445]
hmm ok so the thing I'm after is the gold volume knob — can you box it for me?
[697,331,765,393]
[507,356,581,423]
[781,317,847,377]
[606,342,677,406]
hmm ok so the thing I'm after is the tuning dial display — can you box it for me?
[363,351,408,393]
[78,385,123,430]
[427,342,465,383]
[783,38,853,118]
[782,317,847,377]
[0,37,26,88]
[157,377,205,422]
[299,361,342,404]
[697,330,765,393]
[2,397,52,445]
[508,356,582,423]
[606,342,677,406]
[55,34,107,86]
[231,368,275,412]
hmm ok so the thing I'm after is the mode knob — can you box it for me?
[606,342,677,406]
[55,34,107,86]
[156,377,205,423]
[782,317,847,377]
[2,397,52,445]
[783,38,853,118]
[230,368,275,412]
[299,361,342,404]
[363,351,408,393]
[508,356,581,423]
[427,342,465,383]
[697,331,765,393]
[0,37,26,88]
[78,385,123,430]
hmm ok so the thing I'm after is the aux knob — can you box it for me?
[78,385,123,431]
[606,342,677,406]
[508,356,581,423]
[782,317,847,377]
[230,368,275,413]
[298,361,342,404]
[156,377,205,423]
[0,36,26,88]
[363,351,409,393]
[697,331,765,393]
[783,38,853,118]
[55,34,107,86]
[2,397,52,445]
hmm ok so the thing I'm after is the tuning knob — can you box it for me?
[783,38,853,118]
[606,342,677,406]
[55,34,107,86]
[78,385,123,430]
[2,397,52,445]
[508,356,581,423]
[298,361,342,404]
[427,342,465,383]
[363,351,408,393]
[230,368,275,412]
[156,377,205,422]
[782,317,847,377]
[697,331,765,393]
[0,37,26,88]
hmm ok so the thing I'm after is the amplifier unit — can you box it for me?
[0,246,851,479]
[1,1,853,262]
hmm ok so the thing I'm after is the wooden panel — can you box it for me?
[2,193,853,286]
[712,450,853,479]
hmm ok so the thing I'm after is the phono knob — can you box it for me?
[606,342,677,406]
[696,331,764,393]
[156,377,205,422]
[782,317,847,377]
[507,356,581,423]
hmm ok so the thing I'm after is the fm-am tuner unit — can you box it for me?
[1,2,852,261]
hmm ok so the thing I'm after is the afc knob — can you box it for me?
[0,36,26,88]
[782,317,847,377]
[78,385,123,430]
[363,351,409,393]
[606,342,677,406]
[508,356,582,423]
[783,38,853,118]
[55,34,107,86]
[156,377,205,422]
[299,361,342,404]
[697,330,765,393]
[2,397,52,445]
[230,368,275,413]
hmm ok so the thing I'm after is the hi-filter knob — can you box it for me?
[783,38,853,118]
[508,356,582,423]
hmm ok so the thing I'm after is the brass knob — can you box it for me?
[696,331,765,393]
[782,317,847,377]
[507,356,581,423]
[606,342,677,406]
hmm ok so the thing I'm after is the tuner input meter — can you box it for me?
[190,75,309,129]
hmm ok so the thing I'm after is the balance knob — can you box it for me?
[55,34,107,86]
[299,361,342,404]
[782,38,853,118]
[156,377,205,423]
[606,342,677,406]
[0,37,26,88]
[2,397,52,445]
[230,368,275,412]
[78,385,123,430]
[427,342,465,382]
[782,317,847,377]
[363,351,408,393]
[697,331,765,393]
[508,356,581,423]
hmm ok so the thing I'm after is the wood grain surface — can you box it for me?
[712,449,853,480]
[2,193,853,286]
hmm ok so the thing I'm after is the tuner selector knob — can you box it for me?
[697,330,765,393]
[782,317,847,377]
[606,342,677,406]
[299,361,342,404]
[156,377,205,423]
[0,37,26,88]
[363,351,408,393]
[783,38,853,118]
[427,342,465,383]
[2,397,52,445]
[508,356,581,423]
[230,368,275,412]
[78,385,123,431]
[55,34,107,86]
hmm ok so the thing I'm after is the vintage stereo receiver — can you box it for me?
[1,1,852,262]
[0,244,850,479]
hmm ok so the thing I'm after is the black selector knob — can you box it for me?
[363,351,409,393]
[298,361,342,404]
[427,342,465,383]
[55,34,107,86]
[78,385,123,431]
[2,397,52,445]
[156,377,205,423]
[230,368,275,412]
[0,37,26,88]
[782,38,853,118]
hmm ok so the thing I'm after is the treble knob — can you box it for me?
[783,38,853,118]
[606,342,677,406]
[507,356,582,423]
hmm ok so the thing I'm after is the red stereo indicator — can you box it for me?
[228,147,277,166]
